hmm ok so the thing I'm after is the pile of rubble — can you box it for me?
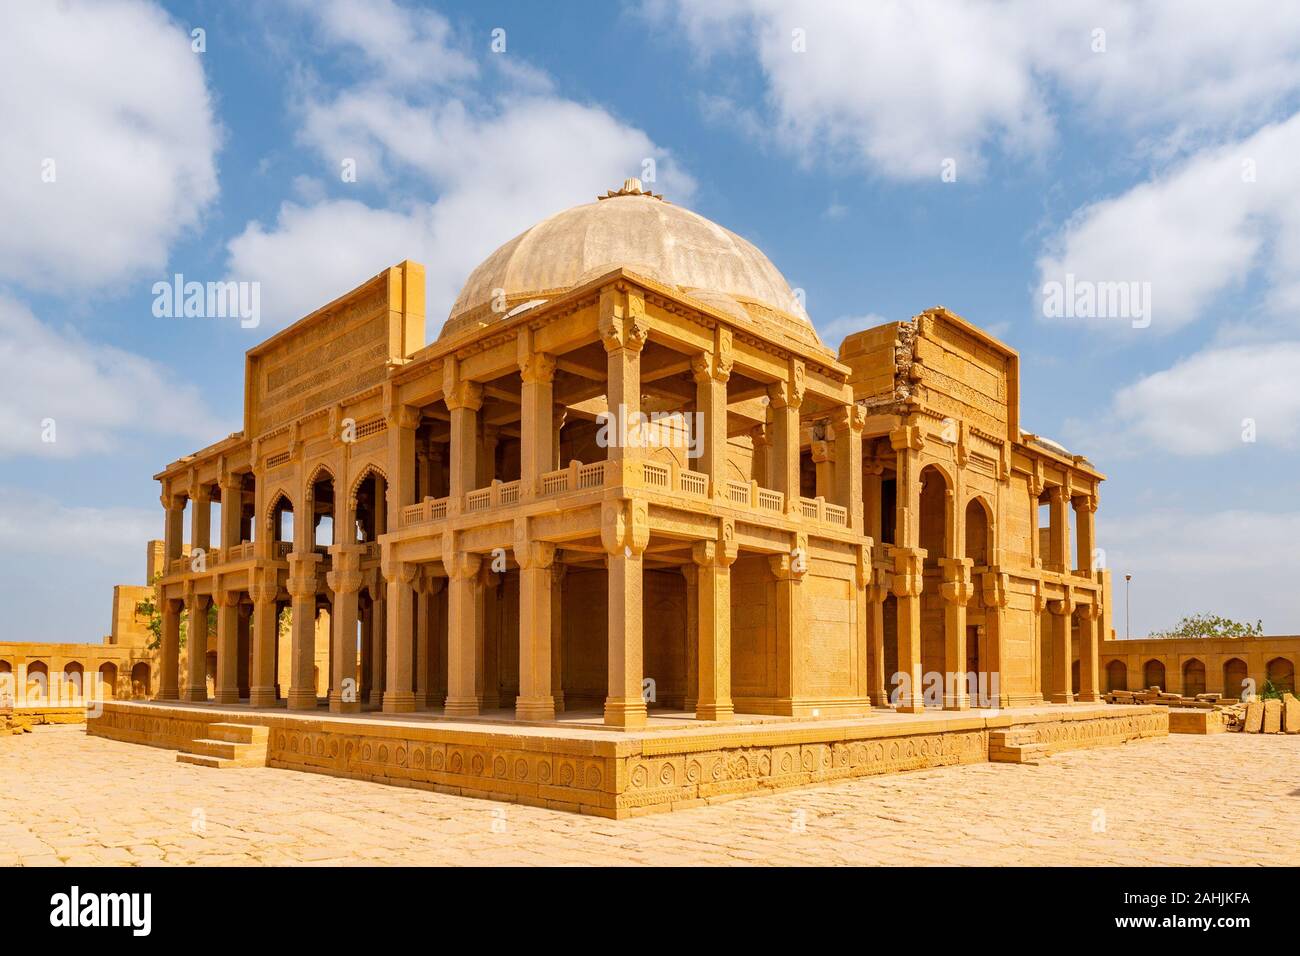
[1230,695,1300,734]
[1106,687,1300,733]
[0,703,33,735]
[1106,688,1225,709]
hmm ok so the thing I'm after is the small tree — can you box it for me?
[1150,613,1264,639]
[136,573,216,650]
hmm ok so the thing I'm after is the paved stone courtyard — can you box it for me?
[2,726,1296,866]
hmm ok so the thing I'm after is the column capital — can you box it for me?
[214,588,241,608]
[1047,595,1076,617]
[514,540,556,571]
[889,424,925,452]
[855,545,872,590]
[326,567,364,596]
[598,293,649,353]
[600,499,649,557]
[831,401,866,434]
[445,550,481,581]
[981,570,1010,608]
[389,405,421,431]
[443,380,483,412]
[1079,599,1103,621]
[890,546,927,597]
[185,589,211,609]
[249,571,279,604]
[768,552,806,582]
[691,350,731,384]
[380,558,418,585]
[519,351,557,385]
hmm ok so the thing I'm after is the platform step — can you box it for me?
[988,730,1051,764]
[176,724,268,769]
[208,722,268,745]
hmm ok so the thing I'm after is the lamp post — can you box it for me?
[1124,573,1132,640]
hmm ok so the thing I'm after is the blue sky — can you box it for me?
[3,0,1300,642]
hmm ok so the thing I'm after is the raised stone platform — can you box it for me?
[88,700,1168,818]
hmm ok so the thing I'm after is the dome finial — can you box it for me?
[598,177,663,201]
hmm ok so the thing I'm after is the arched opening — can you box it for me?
[1266,657,1295,695]
[62,661,84,701]
[0,660,12,703]
[310,469,336,549]
[1223,657,1248,699]
[99,662,118,699]
[1182,658,1206,696]
[268,492,294,552]
[130,662,151,699]
[1105,659,1127,693]
[1143,658,1166,692]
[353,469,389,542]
[918,466,951,567]
[205,650,217,698]
[964,497,992,566]
[27,660,49,701]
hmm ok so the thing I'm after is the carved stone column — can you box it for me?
[981,570,1011,708]
[182,588,210,702]
[890,546,927,712]
[767,358,805,514]
[443,366,483,516]
[158,596,181,700]
[832,403,865,533]
[1077,601,1103,703]
[518,339,556,500]
[214,588,242,704]
[692,525,738,721]
[681,563,699,713]
[326,546,363,713]
[443,547,484,717]
[769,539,808,714]
[691,328,731,498]
[515,531,557,722]
[286,552,321,710]
[939,556,974,710]
[599,286,648,474]
[248,572,279,707]
[601,499,649,728]
[550,559,566,713]
[1047,589,1075,704]
[382,557,417,713]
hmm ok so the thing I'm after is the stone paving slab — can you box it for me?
[2,725,1296,866]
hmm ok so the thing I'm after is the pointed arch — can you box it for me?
[1142,658,1166,691]
[964,494,995,565]
[918,463,954,564]
[1223,657,1248,698]
[1266,656,1294,694]
[348,461,389,504]
[1182,657,1206,696]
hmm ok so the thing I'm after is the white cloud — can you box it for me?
[1037,114,1300,335]
[298,0,476,89]
[1064,342,1300,457]
[0,295,229,459]
[658,0,1300,181]
[229,1,695,334]
[0,0,220,291]
[1101,508,1300,636]
[0,486,156,566]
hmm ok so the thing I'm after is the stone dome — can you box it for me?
[441,179,823,347]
